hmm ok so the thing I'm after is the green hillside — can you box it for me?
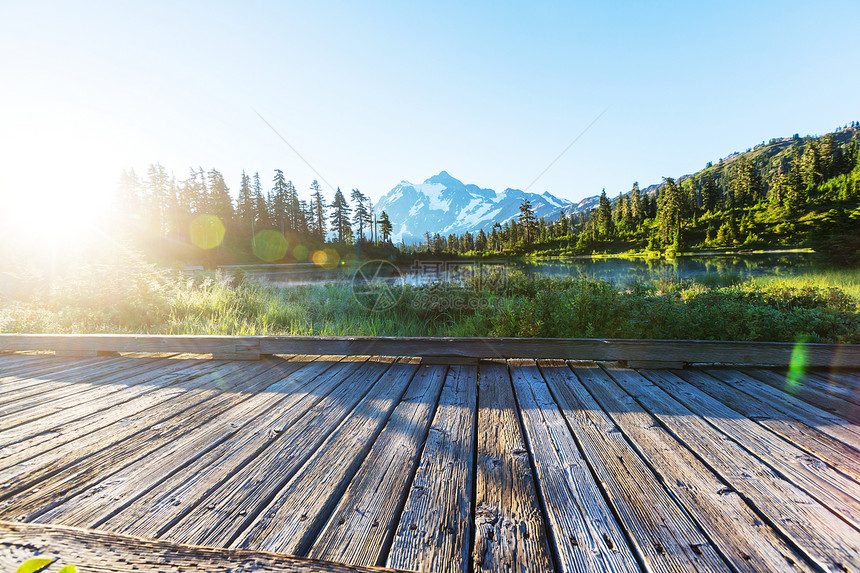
[419,123,860,264]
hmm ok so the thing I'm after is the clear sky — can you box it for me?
[2,0,858,225]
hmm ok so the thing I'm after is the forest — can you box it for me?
[115,124,860,266]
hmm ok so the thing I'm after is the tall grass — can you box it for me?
[1,263,857,343]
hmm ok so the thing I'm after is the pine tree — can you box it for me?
[310,185,326,239]
[476,229,488,251]
[271,170,288,233]
[351,188,368,243]
[596,189,614,238]
[330,187,351,242]
[378,211,393,244]
[252,172,268,229]
[658,177,683,245]
[518,199,537,244]
[236,171,254,237]
[630,182,643,223]
[701,171,719,212]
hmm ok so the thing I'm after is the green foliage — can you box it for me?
[17,559,54,573]
[3,265,857,343]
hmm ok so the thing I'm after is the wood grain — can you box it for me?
[386,366,478,573]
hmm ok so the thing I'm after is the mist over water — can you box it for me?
[224,252,825,288]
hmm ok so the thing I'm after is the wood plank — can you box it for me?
[3,333,860,367]
[87,357,368,537]
[704,368,860,452]
[469,362,553,573]
[562,361,815,573]
[809,369,860,397]
[159,357,405,547]
[0,355,105,378]
[673,368,860,484]
[0,360,275,521]
[745,368,860,423]
[0,360,235,468]
[507,361,641,573]
[305,364,447,567]
[0,357,190,432]
[640,368,860,528]
[803,371,860,408]
[236,363,440,558]
[602,364,860,573]
[386,366,478,573]
[0,356,176,417]
[534,361,729,573]
[0,356,128,399]
[0,520,412,573]
[32,356,341,529]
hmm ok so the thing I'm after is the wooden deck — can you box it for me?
[0,351,858,572]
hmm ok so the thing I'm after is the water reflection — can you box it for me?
[221,252,824,288]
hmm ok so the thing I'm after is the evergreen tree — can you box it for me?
[701,171,719,212]
[476,229,488,251]
[271,170,288,233]
[310,183,326,238]
[658,177,683,245]
[378,211,393,243]
[330,187,351,242]
[595,189,614,238]
[518,199,537,244]
[630,182,643,223]
[236,171,254,236]
[351,188,369,243]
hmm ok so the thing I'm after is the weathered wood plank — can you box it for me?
[0,355,103,380]
[745,368,860,423]
[2,333,859,366]
[0,357,193,432]
[237,362,438,558]
[91,357,369,538]
[468,362,553,573]
[673,368,860,484]
[160,357,405,547]
[0,360,275,521]
[386,366,478,573]
[704,368,860,452]
[0,360,235,470]
[804,370,860,408]
[641,368,860,528]
[0,520,413,573]
[33,356,341,528]
[508,361,641,573]
[0,334,262,359]
[0,356,144,402]
[0,356,176,418]
[563,361,815,573]
[603,364,860,573]
[305,364,447,567]
[535,361,729,573]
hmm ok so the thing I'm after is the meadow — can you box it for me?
[1,261,858,343]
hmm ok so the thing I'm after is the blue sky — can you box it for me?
[1,0,858,221]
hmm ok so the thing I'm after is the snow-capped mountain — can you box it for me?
[376,171,581,243]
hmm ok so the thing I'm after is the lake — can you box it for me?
[220,251,827,288]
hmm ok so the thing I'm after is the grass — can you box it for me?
[1,262,858,343]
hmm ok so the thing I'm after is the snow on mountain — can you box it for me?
[376,171,583,244]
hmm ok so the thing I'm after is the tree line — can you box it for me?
[115,167,394,262]
[412,125,860,257]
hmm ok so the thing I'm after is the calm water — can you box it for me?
[221,251,825,288]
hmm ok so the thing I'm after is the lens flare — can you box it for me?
[786,338,809,394]
[311,248,340,269]
[252,230,288,262]
[293,244,309,261]
[189,215,225,250]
